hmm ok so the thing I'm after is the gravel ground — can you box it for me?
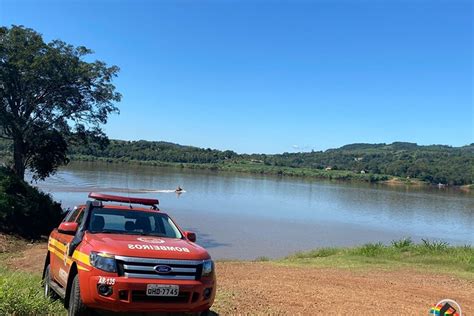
[4,241,473,315]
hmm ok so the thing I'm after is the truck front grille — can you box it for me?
[115,255,203,280]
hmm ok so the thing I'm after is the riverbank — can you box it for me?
[1,147,471,191]
[69,156,473,192]
[1,234,472,314]
[461,184,474,192]
[2,139,472,187]
[70,155,389,182]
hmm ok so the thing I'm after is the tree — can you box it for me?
[0,25,121,180]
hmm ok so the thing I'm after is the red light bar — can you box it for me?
[88,192,159,206]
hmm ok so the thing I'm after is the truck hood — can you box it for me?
[83,233,210,260]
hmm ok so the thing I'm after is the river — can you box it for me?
[31,162,473,259]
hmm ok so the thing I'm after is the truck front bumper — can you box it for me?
[81,275,216,312]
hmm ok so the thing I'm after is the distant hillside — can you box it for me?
[71,140,240,164]
[255,142,473,185]
[0,139,472,185]
[67,140,472,185]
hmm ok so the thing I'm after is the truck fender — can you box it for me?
[64,263,78,308]
[42,251,50,280]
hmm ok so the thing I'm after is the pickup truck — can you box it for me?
[43,192,216,315]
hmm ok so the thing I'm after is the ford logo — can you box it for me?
[154,265,172,273]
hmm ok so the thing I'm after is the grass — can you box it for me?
[212,289,236,313]
[254,256,271,262]
[0,267,65,315]
[282,239,474,279]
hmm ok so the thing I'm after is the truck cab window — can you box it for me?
[75,209,85,225]
[63,207,80,222]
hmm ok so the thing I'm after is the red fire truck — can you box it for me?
[43,192,216,315]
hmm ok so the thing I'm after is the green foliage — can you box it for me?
[69,140,238,164]
[0,25,120,180]
[0,267,65,315]
[391,237,413,249]
[59,140,474,185]
[0,167,63,238]
[421,239,449,251]
[353,242,385,257]
[263,142,473,185]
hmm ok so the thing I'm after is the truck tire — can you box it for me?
[43,265,58,299]
[68,274,89,316]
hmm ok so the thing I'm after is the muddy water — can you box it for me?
[31,162,473,259]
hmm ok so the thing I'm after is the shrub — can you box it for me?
[391,237,413,249]
[421,239,449,251]
[0,167,63,238]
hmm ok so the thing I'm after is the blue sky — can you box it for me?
[1,0,472,153]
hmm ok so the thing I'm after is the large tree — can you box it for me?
[0,25,121,180]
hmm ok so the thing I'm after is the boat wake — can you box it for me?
[34,185,186,194]
[134,189,186,193]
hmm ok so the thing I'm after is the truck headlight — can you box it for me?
[90,252,117,273]
[202,259,214,277]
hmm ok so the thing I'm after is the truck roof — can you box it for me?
[76,203,165,213]
[84,192,162,213]
[89,192,159,206]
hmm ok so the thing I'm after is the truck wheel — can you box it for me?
[68,274,89,316]
[43,265,58,300]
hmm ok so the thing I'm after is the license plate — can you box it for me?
[146,284,179,296]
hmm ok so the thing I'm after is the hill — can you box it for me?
[0,139,472,185]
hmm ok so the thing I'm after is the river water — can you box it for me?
[32,162,473,259]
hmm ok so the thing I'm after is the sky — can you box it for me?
[1,0,472,154]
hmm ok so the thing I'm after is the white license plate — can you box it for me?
[146,284,179,296]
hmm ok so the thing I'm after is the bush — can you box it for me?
[0,167,63,238]
[391,237,413,249]
[421,239,449,251]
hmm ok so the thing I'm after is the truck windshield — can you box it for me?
[88,208,182,239]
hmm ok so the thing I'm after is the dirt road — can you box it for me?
[4,242,473,315]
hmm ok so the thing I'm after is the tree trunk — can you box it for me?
[13,137,26,180]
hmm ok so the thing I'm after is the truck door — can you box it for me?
[51,207,84,287]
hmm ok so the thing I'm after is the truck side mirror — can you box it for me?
[58,222,78,235]
[185,231,196,242]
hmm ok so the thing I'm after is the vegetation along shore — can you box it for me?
[1,139,471,188]
[1,139,472,188]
